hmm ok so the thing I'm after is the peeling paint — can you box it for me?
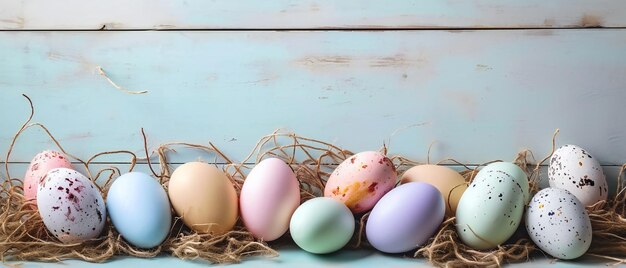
[580,14,603,28]
[475,64,493,71]
[0,17,24,29]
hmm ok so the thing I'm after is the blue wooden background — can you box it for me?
[2,1,626,267]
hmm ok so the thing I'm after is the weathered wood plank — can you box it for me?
[0,1,625,30]
[1,30,625,164]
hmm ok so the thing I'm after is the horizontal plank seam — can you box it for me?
[1,27,626,32]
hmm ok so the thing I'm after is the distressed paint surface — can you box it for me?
[0,0,625,29]
[1,30,625,164]
[3,1,624,267]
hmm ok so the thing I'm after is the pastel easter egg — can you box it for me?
[400,164,467,216]
[289,197,354,254]
[240,158,300,241]
[549,144,608,207]
[526,188,592,259]
[107,172,172,248]
[37,168,106,243]
[455,162,527,249]
[479,162,530,204]
[24,150,73,207]
[168,162,238,234]
[366,182,445,253]
[324,151,397,213]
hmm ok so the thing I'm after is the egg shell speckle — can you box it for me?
[324,151,397,213]
[548,144,608,207]
[456,163,527,250]
[525,188,592,259]
[240,158,300,241]
[37,168,106,243]
[479,162,530,204]
[24,150,73,207]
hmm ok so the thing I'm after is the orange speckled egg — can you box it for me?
[324,151,397,214]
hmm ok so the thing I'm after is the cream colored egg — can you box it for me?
[400,164,467,216]
[168,162,238,234]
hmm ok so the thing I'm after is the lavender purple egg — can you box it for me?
[366,182,445,253]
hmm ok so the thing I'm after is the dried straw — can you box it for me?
[0,95,276,264]
[1,95,625,267]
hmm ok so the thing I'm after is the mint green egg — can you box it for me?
[289,197,355,254]
[479,162,530,204]
[456,162,527,250]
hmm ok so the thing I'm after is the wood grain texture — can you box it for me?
[1,30,625,164]
[0,1,625,30]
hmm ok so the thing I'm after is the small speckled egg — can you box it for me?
[549,144,608,207]
[526,188,592,259]
[366,182,445,253]
[168,162,238,234]
[400,164,467,216]
[324,151,397,213]
[456,162,527,249]
[107,172,172,248]
[24,150,73,207]
[240,158,300,241]
[479,162,530,204]
[289,197,355,254]
[37,168,106,243]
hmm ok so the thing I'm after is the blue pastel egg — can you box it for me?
[106,172,172,248]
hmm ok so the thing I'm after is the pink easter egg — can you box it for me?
[324,151,397,214]
[24,150,73,207]
[240,158,300,241]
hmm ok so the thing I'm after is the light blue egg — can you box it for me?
[107,172,171,248]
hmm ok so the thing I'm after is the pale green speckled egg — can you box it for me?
[456,162,528,250]
[478,162,530,204]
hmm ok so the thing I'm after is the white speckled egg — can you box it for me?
[456,162,527,249]
[37,168,106,243]
[525,188,592,259]
[549,144,608,207]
